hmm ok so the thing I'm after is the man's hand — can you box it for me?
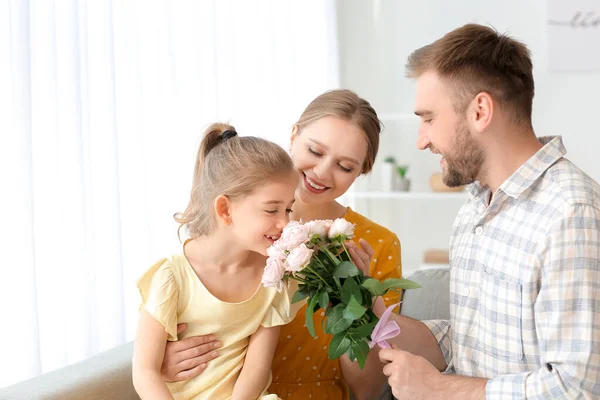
[379,346,444,400]
[161,323,221,382]
[379,346,487,400]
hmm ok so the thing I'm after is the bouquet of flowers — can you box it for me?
[261,218,420,368]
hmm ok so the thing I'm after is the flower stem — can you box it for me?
[290,275,309,284]
[305,265,340,297]
[314,254,343,293]
[341,242,353,264]
[319,245,341,266]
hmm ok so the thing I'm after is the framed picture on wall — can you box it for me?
[547,0,600,72]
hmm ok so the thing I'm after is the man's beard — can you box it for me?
[442,120,485,187]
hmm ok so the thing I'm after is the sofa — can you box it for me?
[0,268,450,400]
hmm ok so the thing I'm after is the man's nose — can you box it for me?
[416,129,431,151]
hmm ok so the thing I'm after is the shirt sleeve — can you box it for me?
[369,234,402,308]
[136,258,179,341]
[261,279,304,328]
[422,319,453,372]
[486,203,600,399]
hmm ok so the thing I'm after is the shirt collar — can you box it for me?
[467,136,566,200]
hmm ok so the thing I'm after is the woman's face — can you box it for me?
[290,116,368,205]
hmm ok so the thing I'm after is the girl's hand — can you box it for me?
[345,239,374,276]
[161,323,221,382]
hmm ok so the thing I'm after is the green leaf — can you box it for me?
[382,278,421,291]
[341,277,363,305]
[305,294,319,338]
[346,344,355,362]
[291,286,310,304]
[325,304,353,334]
[361,278,385,297]
[328,332,351,360]
[348,320,378,339]
[343,296,367,321]
[318,290,330,309]
[351,339,370,369]
[332,276,342,291]
[334,261,359,278]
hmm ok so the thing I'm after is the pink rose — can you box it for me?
[284,244,314,272]
[262,257,286,292]
[267,244,286,261]
[279,220,310,250]
[306,220,332,238]
[328,218,355,239]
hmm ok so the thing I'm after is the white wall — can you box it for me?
[336,0,600,275]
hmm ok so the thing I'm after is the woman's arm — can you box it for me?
[132,308,174,400]
[231,325,281,400]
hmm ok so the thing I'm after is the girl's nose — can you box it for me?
[276,214,289,229]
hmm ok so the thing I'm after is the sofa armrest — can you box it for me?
[0,341,137,400]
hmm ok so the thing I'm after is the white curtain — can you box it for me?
[0,0,339,387]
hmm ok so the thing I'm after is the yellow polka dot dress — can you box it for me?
[269,208,403,399]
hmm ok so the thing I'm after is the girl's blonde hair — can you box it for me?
[294,89,381,174]
[175,123,295,238]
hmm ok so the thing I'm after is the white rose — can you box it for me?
[328,218,355,239]
[262,257,286,292]
[267,244,286,261]
[280,220,310,250]
[284,244,314,272]
[306,219,332,238]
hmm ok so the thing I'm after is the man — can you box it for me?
[378,23,600,399]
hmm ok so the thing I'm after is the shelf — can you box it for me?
[342,191,468,200]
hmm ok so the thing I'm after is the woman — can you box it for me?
[161,90,402,399]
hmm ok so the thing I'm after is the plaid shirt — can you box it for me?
[424,137,600,399]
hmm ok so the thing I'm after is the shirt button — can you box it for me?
[462,287,470,296]
[475,226,483,236]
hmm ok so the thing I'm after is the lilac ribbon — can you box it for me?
[368,303,401,349]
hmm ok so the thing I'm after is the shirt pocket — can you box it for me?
[476,270,524,361]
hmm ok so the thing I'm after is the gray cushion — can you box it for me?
[400,268,450,321]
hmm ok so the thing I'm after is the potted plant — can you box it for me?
[395,164,411,191]
[381,156,396,192]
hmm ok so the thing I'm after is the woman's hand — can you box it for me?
[161,323,221,382]
[345,239,374,276]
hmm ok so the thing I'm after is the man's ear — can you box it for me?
[214,195,232,225]
[470,92,494,134]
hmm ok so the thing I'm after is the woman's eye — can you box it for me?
[308,147,322,157]
[265,210,278,214]
[339,164,353,173]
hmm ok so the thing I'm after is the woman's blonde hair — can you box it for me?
[294,89,381,174]
[175,123,295,238]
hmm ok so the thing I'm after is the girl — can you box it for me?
[133,124,300,400]
[161,91,403,400]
